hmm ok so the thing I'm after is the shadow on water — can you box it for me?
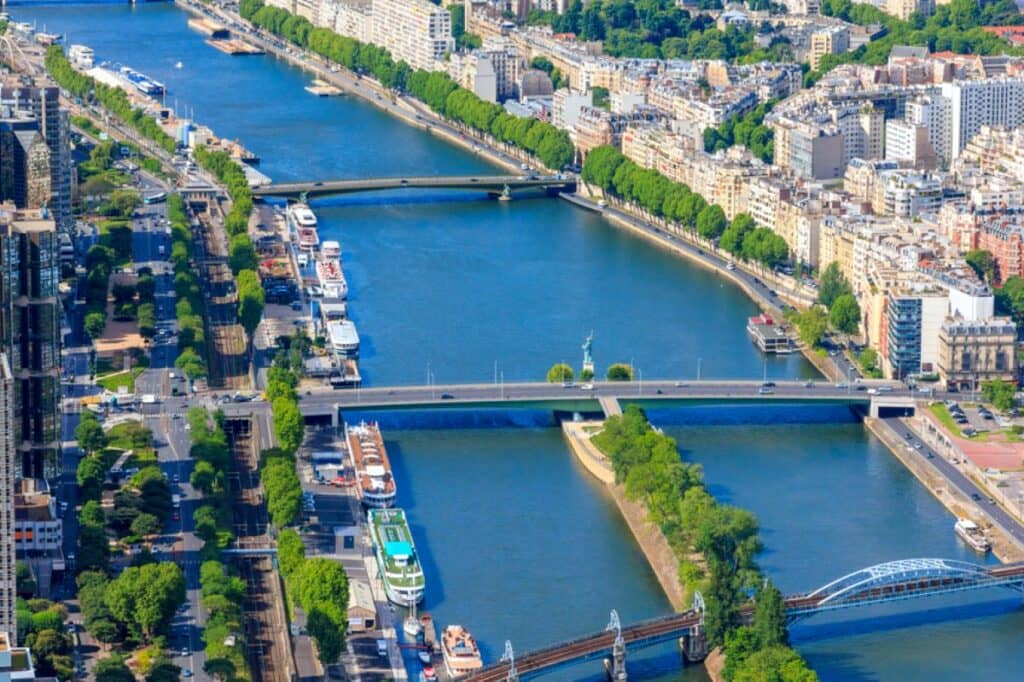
[645,403,863,427]
[309,191,496,209]
[340,408,560,430]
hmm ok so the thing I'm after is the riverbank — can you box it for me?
[866,416,1024,563]
[567,189,839,382]
[562,420,688,611]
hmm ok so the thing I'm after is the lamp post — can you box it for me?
[697,357,703,382]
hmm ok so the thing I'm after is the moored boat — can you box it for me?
[954,518,990,553]
[345,421,395,507]
[441,625,483,678]
[368,508,425,606]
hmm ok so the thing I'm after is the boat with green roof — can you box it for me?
[368,508,425,605]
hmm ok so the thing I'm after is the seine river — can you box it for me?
[21,4,1024,679]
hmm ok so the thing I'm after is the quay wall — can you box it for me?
[562,421,687,611]
[865,416,1024,563]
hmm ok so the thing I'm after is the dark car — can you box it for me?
[440,393,454,400]
[762,381,776,388]
[971,493,982,501]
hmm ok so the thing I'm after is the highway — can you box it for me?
[252,174,575,199]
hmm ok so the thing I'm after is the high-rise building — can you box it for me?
[0,354,13,641]
[0,205,61,481]
[883,287,948,379]
[0,115,51,211]
[0,83,72,235]
[941,78,1024,160]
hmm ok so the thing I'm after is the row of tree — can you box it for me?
[546,362,636,382]
[199,561,249,681]
[78,562,186,650]
[187,407,235,557]
[278,530,349,664]
[191,147,266,352]
[17,599,74,679]
[45,46,178,154]
[239,0,574,170]
[167,194,209,382]
[591,406,816,679]
[262,352,306,527]
[581,145,791,269]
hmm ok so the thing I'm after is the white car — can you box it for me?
[579,383,595,391]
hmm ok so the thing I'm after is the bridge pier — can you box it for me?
[680,624,708,663]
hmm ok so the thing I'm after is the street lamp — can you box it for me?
[697,357,703,382]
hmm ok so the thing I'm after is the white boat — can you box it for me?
[298,227,320,251]
[316,257,348,300]
[954,518,990,553]
[69,44,95,69]
[404,616,423,638]
[175,61,184,69]
[321,240,341,258]
[368,508,424,606]
[287,203,319,251]
[297,252,309,268]
[329,320,359,356]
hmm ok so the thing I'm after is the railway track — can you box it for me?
[226,419,289,681]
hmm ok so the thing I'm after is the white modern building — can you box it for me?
[371,0,454,72]
[941,77,1024,160]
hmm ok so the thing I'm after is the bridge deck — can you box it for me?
[252,174,575,198]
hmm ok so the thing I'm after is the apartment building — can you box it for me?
[808,26,849,71]
[881,171,943,218]
[938,317,1018,390]
[371,0,454,71]
[0,355,12,640]
[317,0,374,43]
[884,118,937,169]
[977,212,1024,285]
[884,284,948,379]
[886,0,934,20]
[941,78,1024,160]
[0,116,51,211]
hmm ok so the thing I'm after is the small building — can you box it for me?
[347,580,376,633]
[938,316,1018,391]
[747,314,797,354]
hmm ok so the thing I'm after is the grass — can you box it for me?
[97,367,145,393]
[929,403,1020,442]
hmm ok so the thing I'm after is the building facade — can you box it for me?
[371,0,454,71]
[938,317,1018,390]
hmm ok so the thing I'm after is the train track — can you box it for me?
[226,419,290,682]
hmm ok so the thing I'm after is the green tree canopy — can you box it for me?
[828,294,861,335]
[606,363,634,381]
[817,262,852,308]
[546,363,574,383]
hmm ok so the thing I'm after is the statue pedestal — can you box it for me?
[582,361,594,375]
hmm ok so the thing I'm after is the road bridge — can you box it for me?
[465,559,1024,681]
[250,174,576,200]
[216,379,923,424]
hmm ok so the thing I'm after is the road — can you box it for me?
[217,379,914,417]
[253,174,574,200]
[883,417,1024,548]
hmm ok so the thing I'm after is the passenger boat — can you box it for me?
[321,240,341,258]
[368,508,425,606]
[345,421,395,507]
[954,518,990,553]
[329,320,359,357]
[316,257,348,300]
[441,625,484,678]
[286,203,320,250]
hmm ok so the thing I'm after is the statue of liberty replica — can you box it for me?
[581,331,595,376]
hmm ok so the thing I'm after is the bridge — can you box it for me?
[250,174,576,200]
[465,559,1024,681]
[216,379,922,424]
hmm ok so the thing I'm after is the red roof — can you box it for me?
[749,313,774,326]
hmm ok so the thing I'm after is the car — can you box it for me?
[726,263,736,271]
[172,474,180,483]
[172,413,181,420]
[182,670,193,679]
[762,381,776,388]
[440,393,454,400]
[835,382,847,389]
[914,442,922,449]
[971,493,982,501]
[989,498,997,505]
[400,178,409,185]
[758,386,774,395]
[579,383,595,391]
[172,512,180,521]
[469,178,479,182]
[675,381,689,387]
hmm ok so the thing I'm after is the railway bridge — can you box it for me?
[250,174,575,200]
[465,559,1024,681]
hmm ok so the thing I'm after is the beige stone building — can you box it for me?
[938,317,1018,390]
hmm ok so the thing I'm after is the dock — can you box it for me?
[188,16,229,38]
[206,38,265,56]
[305,79,344,97]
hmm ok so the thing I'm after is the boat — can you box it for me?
[286,203,320,250]
[346,421,395,507]
[368,508,425,606]
[441,625,483,678]
[321,240,341,258]
[329,320,359,356]
[954,518,991,553]
[316,257,348,300]
[69,44,95,69]
[418,649,432,664]
[175,61,184,69]
[297,252,309,268]
[116,64,166,95]
[404,597,423,637]
[421,665,438,681]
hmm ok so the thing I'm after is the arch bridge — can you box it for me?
[464,559,1024,681]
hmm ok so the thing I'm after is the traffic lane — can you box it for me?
[884,418,1024,546]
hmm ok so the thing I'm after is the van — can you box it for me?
[376,640,388,657]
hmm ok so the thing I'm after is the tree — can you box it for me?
[75,416,108,454]
[237,269,266,341]
[829,294,861,335]
[174,347,207,381]
[580,367,595,381]
[307,607,344,664]
[193,506,219,547]
[606,363,634,381]
[203,658,236,682]
[754,581,788,648]
[130,513,163,538]
[965,249,997,283]
[85,311,107,340]
[696,204,727,240]
[94,658,134,682]
[229,234,258,274]
[146,662,182,682]
[292,558,349,628]
[793,307,828,348]
[104,562,185,641]
[190,460,218,495]
[817,262,852,308]
[546,363,574,383]
[273,397,304,455]
[278,528,305,578]
[982,379,1016,412]
[77,457,106,503]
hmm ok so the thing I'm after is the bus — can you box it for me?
[143,192,167,205]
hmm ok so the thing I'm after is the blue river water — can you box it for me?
[20,4,1024,680]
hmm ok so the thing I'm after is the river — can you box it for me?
[20,3,1024,680]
